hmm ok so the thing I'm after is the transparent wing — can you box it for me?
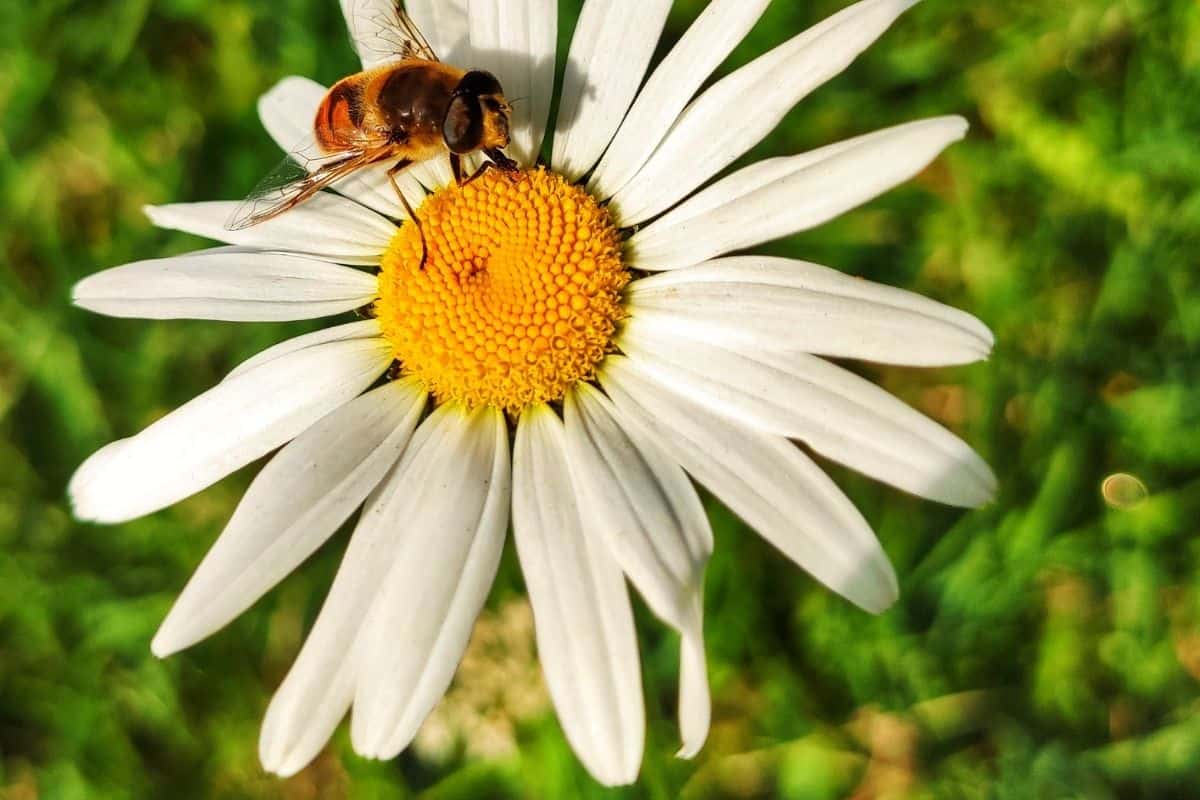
[343,0,439,68]
[225,144,389,230]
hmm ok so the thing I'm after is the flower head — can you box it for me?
[70,0,994,785]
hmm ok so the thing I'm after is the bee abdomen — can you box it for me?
[315,79,367,152]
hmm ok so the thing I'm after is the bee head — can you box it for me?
[443,70,512,155]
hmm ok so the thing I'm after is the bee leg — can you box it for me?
[449,153,464,186]
[485,148,521,180]
[387,159,428,270]
[460,149,522,188]
[461,160,495,187]
[399,192,429,271]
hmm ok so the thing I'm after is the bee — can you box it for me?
[227,0,519,265]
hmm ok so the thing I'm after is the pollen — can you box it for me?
[376,168,628,414]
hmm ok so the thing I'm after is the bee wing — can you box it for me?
[225,145,389,231]
[343,0,439,68]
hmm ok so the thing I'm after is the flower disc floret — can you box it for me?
[376,168,627,413]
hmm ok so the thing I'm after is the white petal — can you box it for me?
[73,249,377,321]
[69,337,393,524]
[468,0,557,167]
[407,0,472,63]
[564,385,711,758]
[587,0,771,200]
[151,379,427,658]
[340,0,391,67]
[257,76,424,217]
[550,0,673,181]
[611,0,920,226]
[224,319,382,381]
[600,356,898,614]
[259,472,396,776]
[144,196,396,266]
[339,0,443,68]
[351,405,510,758]
[257,75,324,151]
[626,257,994,367]
[259,402,485,776]
[619,320,996,507]
[513,405,644,785]
[628,117,968,270]
[676,612,708,759]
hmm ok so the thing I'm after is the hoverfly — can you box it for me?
[227,0,519,265]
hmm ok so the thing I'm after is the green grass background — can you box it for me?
[3,0,1200,797]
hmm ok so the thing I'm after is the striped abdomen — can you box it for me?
[313,61,464,154]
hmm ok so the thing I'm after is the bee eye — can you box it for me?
[443,95,483,154]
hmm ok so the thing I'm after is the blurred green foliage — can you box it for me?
[3,0,1200,797]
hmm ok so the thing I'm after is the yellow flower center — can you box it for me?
[376,168,627,413]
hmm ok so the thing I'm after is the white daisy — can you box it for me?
[70,0,996,785]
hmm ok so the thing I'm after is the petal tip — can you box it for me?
[867,593,899,616]
[946,114,970,141]
[259,726,317,778]
[67,461,108,524]
[149,633,178,660]
[349,707,401,763]
[593,766,640,788]
[972,463,1000,508]
[262,74,312,99]
[259,753,305,779]
[150,615,192,659]
[70,276,95,307]
[68,441,143,524]
[857,559,900,615]
[934,452,998,509]
[68,498,101,525]
[143,204,173,229]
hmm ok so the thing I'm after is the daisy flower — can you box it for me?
[70,0,996,785]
